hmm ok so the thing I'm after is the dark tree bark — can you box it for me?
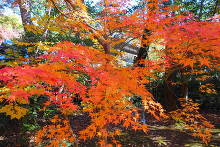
[213,0,220,15]
[161,66,179,111]
[19,0,32,32]
[133,28,180,111]
[134,29,151,66]
[162,66,191,111]
[180,68,189,99]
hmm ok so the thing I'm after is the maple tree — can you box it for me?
[0,0,219,146]
[0,41,164,146]
[161,18,220,110]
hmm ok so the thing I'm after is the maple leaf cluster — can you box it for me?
[170,98,214,144]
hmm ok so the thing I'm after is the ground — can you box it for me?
[0,111,220,147]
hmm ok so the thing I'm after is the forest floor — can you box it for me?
[80,110,220,147]
[116,110,220,147]
[0,111,219,147]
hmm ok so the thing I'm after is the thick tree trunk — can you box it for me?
[134,29,151,66]
[161,68,179,111]
[19,0,32,31]
[213,0,220,15]
[162,66,191,111]
[180,68,189,100]
[94,36,111,54]
[181,82,189,99]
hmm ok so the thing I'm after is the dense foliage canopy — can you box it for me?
[0,0,219,146]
